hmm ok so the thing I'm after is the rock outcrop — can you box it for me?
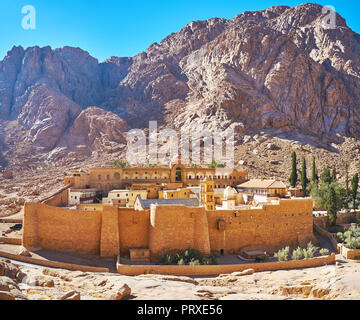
[0,3,360,162]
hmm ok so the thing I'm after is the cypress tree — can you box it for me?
[345,170,350,198]
[321,168,332,185]
[326,185,338,227]
[301,158,309,196]
[331,166,337,182]
[289,151,298,188]
[351,173,359,213]
[311,157,319,184]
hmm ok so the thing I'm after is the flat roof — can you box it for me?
[237,179,287,189]
[136,197,200,209]
[69,188,99,192]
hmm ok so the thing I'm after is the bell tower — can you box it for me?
[200,178,215,210]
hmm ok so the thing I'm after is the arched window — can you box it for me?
[114,173,120,180]
[176,168,182,182]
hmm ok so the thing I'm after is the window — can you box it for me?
[176,168,182,182]
[98,175,102,181]
[114,173,120,180]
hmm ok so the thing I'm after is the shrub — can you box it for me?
[274,247,290,262]
[337,225,360,250]
[209,253,220,265]
[177,258,185,266]
[292,247,304,260]
[345,237,360,250]
[189,259,201,266]
[160,253,175,265]
[303,242,319,259]
[111,160,130,168]
[160,248,219,266]
[319,248,330,256]
[337,232,345,243]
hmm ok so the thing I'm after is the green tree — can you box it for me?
[301,158,309,196]
[207,160,225,169]
[310,181,346,212]
[344,169,350,210]
[111,160,130,168]
[326,185,338,227]
[351,173,359,213]
[321,168,332,185]
[311,157,319,184]
[331,166,337,182]
[345,170,350,198]
[289,151,298,188]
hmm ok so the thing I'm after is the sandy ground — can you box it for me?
[1,255,359,301]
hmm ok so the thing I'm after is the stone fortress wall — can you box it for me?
[23,188,316,260]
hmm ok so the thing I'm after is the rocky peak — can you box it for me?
[1,3,360,165]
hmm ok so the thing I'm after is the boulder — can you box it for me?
[112,284,131,300]
[0,291,15,300]
[232,269,255,277]
[311,288,331,298]
[60,291,81,300]
[36,277,55,288]
[0,262,4,277]
[18,247,31,257]
[2,170,13,180]
[17,198,26,205]
[267,143,277,150]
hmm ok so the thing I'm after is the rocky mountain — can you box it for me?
[1,2,360,165]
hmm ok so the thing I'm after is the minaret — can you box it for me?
[200,178,215,210]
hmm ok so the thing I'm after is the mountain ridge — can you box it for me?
[0,2,360,166]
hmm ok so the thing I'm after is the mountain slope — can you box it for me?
[0,3,360,165]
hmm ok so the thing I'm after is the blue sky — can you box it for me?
[1,0,360,62]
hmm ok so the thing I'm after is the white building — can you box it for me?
[68,189,99,206]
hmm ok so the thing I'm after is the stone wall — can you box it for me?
[42,187,69,207]
[117,254,336,276]
[100,205,120,258]
[314,211,360,229]
[339,244,360,260]
[207,199,315,254]
[118,208,150,256]
[23,202,102,255]
[0,250,109,273]
[23,198,316,261]
[149,205,210,258]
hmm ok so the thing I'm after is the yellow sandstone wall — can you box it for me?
[117,254,336,276]
[23,198,315,260]
[23,203,102,255]
[42,188,69,207]
[207,199,315,254]
[149,205,211,258]
[100,205,120,258]
[118,208,150,256]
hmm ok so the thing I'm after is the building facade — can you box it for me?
[65,162,248,192]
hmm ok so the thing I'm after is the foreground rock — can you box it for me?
[61,291,81,301]
[111,284,131,301]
